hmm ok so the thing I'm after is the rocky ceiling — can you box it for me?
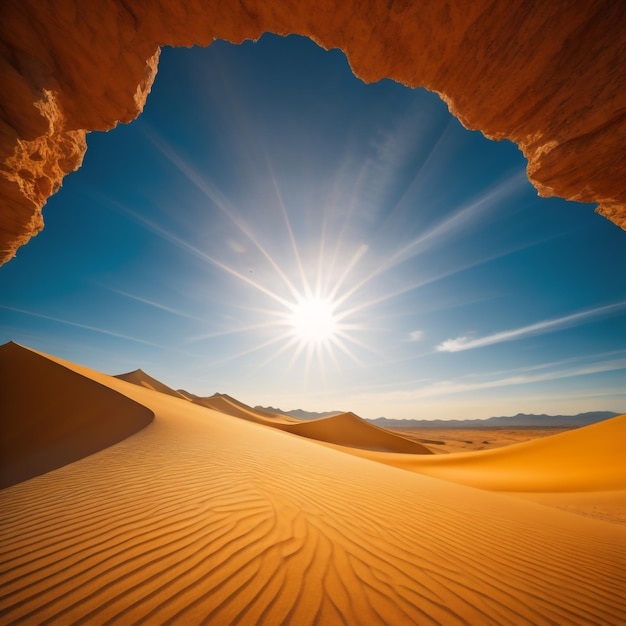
[1,0,624,264]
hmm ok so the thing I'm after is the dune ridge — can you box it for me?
[185,392,431,453]
[275,411,433,454]
[0,342,153,488]
[0,345,625,624]
[189,393,300,425]
[114,368,188,400]
[96,369,431,454]
[326,414,626,493]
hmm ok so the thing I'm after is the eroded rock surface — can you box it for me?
[1,0,624,262]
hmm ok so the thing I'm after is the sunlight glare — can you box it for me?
[289,296,338,345]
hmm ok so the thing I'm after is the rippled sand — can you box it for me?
[1,344,624,624]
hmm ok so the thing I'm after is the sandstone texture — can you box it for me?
[1,0,624,262]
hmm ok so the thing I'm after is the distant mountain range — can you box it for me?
[255,406,343,420]
[369,411,620,429]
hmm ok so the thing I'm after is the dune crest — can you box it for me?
[190,392,299,425]
[114,368,189,400]
[0,342,153,488]
[191,394,431,453]
[329,413,626,492]
[276,411,433,454]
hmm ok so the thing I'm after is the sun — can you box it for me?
[288,295,338,345]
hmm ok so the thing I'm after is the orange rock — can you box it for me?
[1,0,624,263]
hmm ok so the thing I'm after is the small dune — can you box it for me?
[190,393,299,425]
[193,396,431,453]
[115,368,189,400]
[276,411,433,454]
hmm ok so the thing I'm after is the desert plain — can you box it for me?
[1,341,625,625]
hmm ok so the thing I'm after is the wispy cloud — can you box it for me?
[375,358,626,401]
[408,330,423,342]
[437,300,626,352]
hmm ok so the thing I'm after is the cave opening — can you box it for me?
[1,34,625,419]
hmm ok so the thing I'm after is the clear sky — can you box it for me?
[1,35,625,420]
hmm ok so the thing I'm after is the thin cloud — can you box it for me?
[408,330,423,342]
[437,300,626,352]
[376,358,626,401]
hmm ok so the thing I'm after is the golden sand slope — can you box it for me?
[1,345,625,624]
[0,342,153,489]
[276,411,432,454]
[114,368,189,400]
[330,415,626,492]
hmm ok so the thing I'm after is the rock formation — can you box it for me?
[1,0,624,263]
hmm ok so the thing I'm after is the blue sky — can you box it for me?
[1,35,625,420]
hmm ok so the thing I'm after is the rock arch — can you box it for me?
[1,0,624,263]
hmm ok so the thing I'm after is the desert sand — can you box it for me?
[390,427,574,453]
[1,343,625,625]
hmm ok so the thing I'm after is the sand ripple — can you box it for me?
[1,345,625,624]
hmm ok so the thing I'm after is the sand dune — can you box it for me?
[0,342,153,489]
[191,392,299,425]
[276,411,432,454]
[190,393,431,453]
[331,414,626,492]
[111,372,431,454]
[1,344,625,624]
[115,368,189,400]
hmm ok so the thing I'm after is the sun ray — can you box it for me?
[286,339,309,373]
[328,335,365,367]
[256,335,302,370]
[332,172,528,310]
[265,158,311,296]
[105,287,212,323]
[373,117,455,231]
[204,329,296,366]
[324,160,370,285]
[304,343,317,378]
[335,232,548,322]
[145,127,303,300]
[316,345,327,381]
[335,329,388,360]
[112,201,296,311]
[315,220,328,297]
[327,243,369,302]
[185,319,287,343]
[324,339,342,372]
[0,305,162,348]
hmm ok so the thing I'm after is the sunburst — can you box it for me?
[287,295,338,345]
